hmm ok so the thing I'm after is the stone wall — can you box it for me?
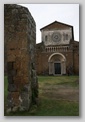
[4,4,38,113]
[42,29,72,46]
[36,41,79,75]
[73,42,79,75]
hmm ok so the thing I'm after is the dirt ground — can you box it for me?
[39,78,79,102]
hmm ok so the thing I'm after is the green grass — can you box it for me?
[4,75,79,116]
[38,75,79,84]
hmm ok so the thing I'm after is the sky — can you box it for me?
[19,4,79,43]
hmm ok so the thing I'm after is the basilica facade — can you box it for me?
[36,21,79,75]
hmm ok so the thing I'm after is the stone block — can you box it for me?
[8,76,14,84]
[7,99,14,108]
[8,84,17,92]
[21,99,30,110]
[7,54,16,62]
[8,69,17,77]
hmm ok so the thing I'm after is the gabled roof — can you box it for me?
[40,21,73,31]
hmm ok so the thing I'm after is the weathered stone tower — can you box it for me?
[4,4,38,112]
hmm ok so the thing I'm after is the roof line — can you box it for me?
[40,21,73,31]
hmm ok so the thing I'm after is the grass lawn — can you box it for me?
[4,75,79,116]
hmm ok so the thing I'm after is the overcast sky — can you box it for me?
[19,4,79,43]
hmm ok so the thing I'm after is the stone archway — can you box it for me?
[48,53,66,75]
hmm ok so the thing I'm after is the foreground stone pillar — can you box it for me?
[4,4,38,112]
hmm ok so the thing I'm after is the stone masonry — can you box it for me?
[4,4,38,112]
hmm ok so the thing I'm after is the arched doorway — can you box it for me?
[48,53,66,75]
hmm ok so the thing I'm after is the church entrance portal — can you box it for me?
[48,53,66,75]
[54,63,61,74]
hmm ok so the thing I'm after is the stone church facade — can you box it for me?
[36,21,79,75]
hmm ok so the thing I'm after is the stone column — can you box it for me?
[49,62,53,75]
[62,61,66,75]
[63,61,66,74]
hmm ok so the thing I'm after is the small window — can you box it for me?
[66,34,68,40]
[45,35,48,41]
